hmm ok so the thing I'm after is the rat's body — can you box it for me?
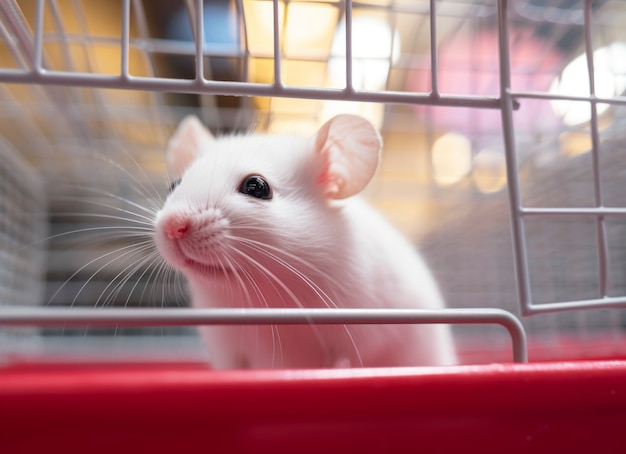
[154,115,456,368]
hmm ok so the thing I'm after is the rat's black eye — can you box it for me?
[168,179,181,194]
[239,175,272,200]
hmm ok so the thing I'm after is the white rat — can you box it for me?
[153,114,456,368]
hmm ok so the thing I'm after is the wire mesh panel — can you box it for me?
[0,136,46,353]
[0,137,46,305]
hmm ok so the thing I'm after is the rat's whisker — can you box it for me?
[223,242,290,309]
[76,151,165,209]
[52,196,158,225]
[46,241,147,306]
[232,233,346,297]
[232,237,363,367]
[53,211,155,228]
[155,259,179,307]
[95,246,161,308]
[221,251,253,307]
[235,237,339,309]
[221,251,283,367]
[58,184,160,217]
[121,250,164,308]
[137,254,175,307]
[227,246,306,310]
[83,241,156,308]
[22,227,153,252]
[45,226,153,242]
[227,246,328,361]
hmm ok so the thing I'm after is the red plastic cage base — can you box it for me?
[2,360,626,454]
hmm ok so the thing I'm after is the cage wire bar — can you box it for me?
[508,0,626,315]
[0,307,528,362]
[2,0,626,363]
[0,0,503,106]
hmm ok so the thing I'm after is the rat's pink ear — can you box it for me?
[313,114,382,200]
[166,116,214,178]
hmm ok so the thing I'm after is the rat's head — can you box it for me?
[153,114,381,289]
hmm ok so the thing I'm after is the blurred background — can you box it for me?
[1,0,626,364]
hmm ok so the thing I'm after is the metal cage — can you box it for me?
[4,1,626,453]
[1,0,626,364]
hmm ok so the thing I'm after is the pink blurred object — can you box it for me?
[407,27,564,135]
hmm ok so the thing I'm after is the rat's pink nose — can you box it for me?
[163,215,190,240]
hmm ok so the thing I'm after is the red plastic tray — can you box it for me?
[2,360,626,454]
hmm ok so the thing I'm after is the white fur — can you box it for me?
[154,115,456,368]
